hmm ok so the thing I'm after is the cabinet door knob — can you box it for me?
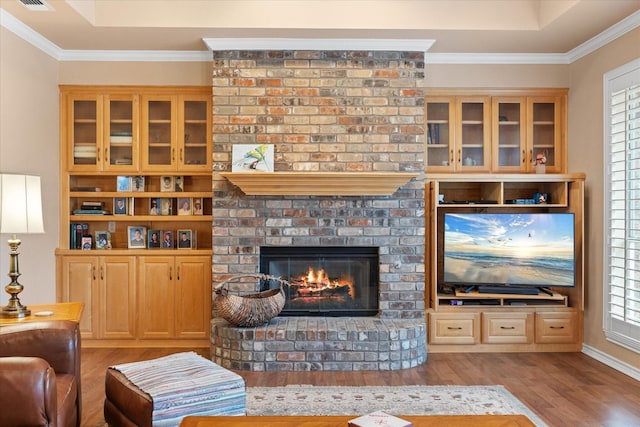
[522,149,526,164]
[169,266,173,280]
[550,325,565,329]
[447,326,462,330]
[177,267,181,281]
[92,266,96,281]
[100,265,104,281]
[500,326,516,330]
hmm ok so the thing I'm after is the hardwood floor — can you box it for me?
[82,348,640,427]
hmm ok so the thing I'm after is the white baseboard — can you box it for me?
[582,344,640,382]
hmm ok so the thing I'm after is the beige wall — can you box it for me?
[568,27,640,370]
[0,27,59,304]
[425,63,570,88]
[58,61,212,86]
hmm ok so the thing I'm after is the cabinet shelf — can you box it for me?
[221,172,419,196]
[71,215,212,222]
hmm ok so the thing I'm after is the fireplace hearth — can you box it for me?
[260,246,379,317]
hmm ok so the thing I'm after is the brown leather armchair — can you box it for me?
[0,320,81,427]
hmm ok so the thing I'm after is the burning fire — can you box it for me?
[291,267,355,299]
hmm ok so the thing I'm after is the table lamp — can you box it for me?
[0,174,45,318]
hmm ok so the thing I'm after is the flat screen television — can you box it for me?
[443,212,575,293]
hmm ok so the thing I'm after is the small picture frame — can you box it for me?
[114,197,128,215]
[232,144,274,172]
[161,230,174,249]
[177,229,193,249]
[149,198,160,215]
[81,236,93,250]
[147,229,161,249]
[132,176,145,192]
[174,176,184,192]
[160,176,174,192]
[94,231,111,250]
[116,176,130,192]
[160,198,172,216]
[127,226,147,249]
[192,197,203,215]
[177,197,191,215]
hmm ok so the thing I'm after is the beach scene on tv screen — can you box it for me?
[444,213,575,287]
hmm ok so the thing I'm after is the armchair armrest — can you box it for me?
[0,320,80,377]
[0,356,57,426]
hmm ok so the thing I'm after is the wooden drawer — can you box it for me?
[482,312,533,344]
[535,311,578,343]
[429,312,480,345]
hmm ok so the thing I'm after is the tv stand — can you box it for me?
[426,173,585,353]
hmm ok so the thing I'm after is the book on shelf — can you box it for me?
[73,209,110,215]
[71,186,102,192]
[109,132,133,143]
[348,411,413,427]
[81,201,105,208]
[70,223,89,249]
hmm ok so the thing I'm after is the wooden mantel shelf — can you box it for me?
[220,172,420,196]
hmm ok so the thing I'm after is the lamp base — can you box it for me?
[0,303,30,318]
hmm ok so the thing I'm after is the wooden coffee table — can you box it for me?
[180,414,536,426]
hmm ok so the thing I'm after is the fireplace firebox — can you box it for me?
[260,246,379,317]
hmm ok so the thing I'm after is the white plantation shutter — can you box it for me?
[604,58,640,352]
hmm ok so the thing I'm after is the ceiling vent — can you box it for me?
[17,0,54,11]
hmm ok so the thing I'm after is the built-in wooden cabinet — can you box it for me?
[57,85,213,348]
[426,89,567,173]
[138,255,211,340]
[425,173,585,352]
[57,255,136,341]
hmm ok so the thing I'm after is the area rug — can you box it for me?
[245,385,547,426]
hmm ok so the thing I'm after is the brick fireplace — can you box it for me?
[210,48,427,371]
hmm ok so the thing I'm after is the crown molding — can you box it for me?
[202,38,436,52]
[566,9,640,64]
[2,7,638,64]
[0,8,62,60]
[425,52,569,65]
[58,49,212,62]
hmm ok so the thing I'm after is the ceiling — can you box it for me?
[1,0,639,60]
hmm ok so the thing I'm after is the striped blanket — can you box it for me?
[110,352,246,426]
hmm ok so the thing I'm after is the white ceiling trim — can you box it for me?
[1,8,638,64]
[58,49,212,62]
[0,8,62,60]
[202,38,436,52]
[425,53,569,65]
[566,9,640,64]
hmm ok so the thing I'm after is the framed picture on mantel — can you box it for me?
[232,144,274,172]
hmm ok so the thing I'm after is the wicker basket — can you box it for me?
[213,274,288,327]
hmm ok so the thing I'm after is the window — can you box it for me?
[604,58,640,352]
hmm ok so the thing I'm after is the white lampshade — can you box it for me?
[0,174,45,234]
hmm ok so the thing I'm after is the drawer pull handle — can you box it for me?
[550,326,565,329]
[500,326,516,330]
[447,326,463,330]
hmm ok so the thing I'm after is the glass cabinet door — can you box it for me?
[426,98,454,171]
[103,95,138,171]
[178,96,211,171]
[141,96,176,171]
[457,97,490,171]
[492,97,526,172]
[69,95,100,171]
[528,97,562,173]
